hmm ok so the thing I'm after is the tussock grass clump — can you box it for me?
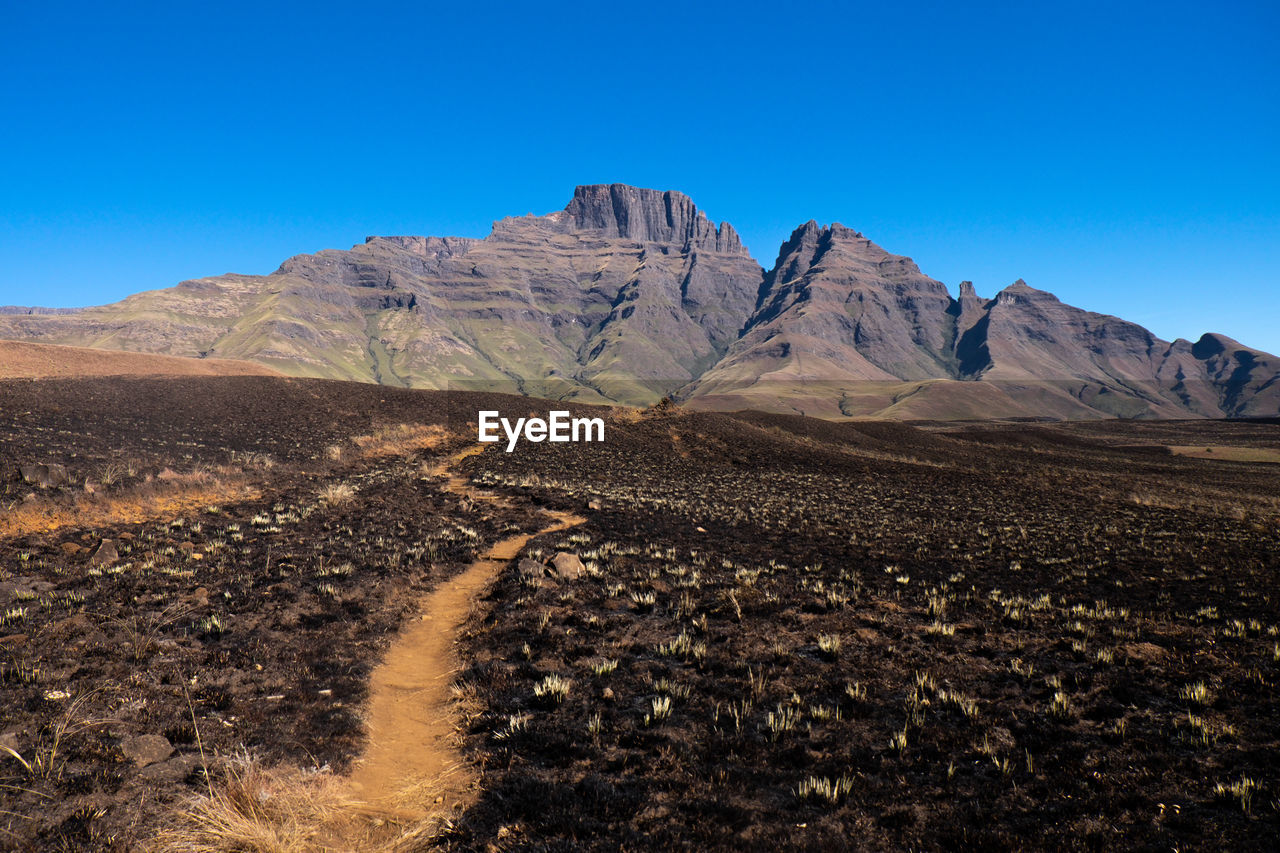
[795,774,854,804]
[151,753,452,853]
[533,674,572,705]
[644,695,673,726]
[0,689,106,781]
[1213,775,1261,814]
[0,474,259,538]
[152,755,346,853]
[319,482,356,506]
[590,657,619,676]
[1048,691,1073,720]
[816,632,842,658]
[1180,680,1212,706]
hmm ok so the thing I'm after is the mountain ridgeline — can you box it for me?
[3,184,1277,419]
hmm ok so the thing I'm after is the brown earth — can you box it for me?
[0,339,280,379]
[1167,445,1280,464]
[329,449,583,850]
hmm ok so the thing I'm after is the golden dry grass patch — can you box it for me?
[349,424,450,460]
[0,475,259,539]
[1168,445,1280,464]
[148,753,458,853]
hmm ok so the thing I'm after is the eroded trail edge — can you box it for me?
[332,446,584,848]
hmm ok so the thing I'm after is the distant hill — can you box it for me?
[2,184,1276,419]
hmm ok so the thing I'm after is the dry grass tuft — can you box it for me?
[151,755,348,853]
[150,753,454,853]
[319,483,357,506]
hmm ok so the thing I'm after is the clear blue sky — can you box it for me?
[3,1,1277,353]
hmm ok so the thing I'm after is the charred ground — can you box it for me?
[453,410,1280,850]
[0,378,545,849]
[0,376,1277,850]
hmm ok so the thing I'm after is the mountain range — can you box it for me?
[3,184,1277,419]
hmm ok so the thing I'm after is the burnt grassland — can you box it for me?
[1,377,1277,851]
[0,378,551,851]
[453,412,1280,850]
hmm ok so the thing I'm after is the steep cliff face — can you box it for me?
[1,185,1276,419]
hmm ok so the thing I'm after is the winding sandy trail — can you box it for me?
[328,446,584,849]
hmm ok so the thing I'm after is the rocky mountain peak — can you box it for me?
[827,223,864,241]
[563,184,742,252]
[953,280,986,331]
[779,220,865,249]
[995,279,1051,306]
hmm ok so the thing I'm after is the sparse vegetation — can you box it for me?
[455,408,1280,849]
[318,482,356,506]
[2,379,1278,850]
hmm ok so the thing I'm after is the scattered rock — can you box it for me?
[120,734,173,768]
[0,579,54,604]
[551,552,585,579]
[48,614,107,647]
[19,463,70,488]
[985,726,1018,752]
[1123,642,1167,664]
[588,498,603,511]
[117,532,135,542]
[90,539,119,566]
[59,542,83,556]
[517,558,546,579]
[139,752,199,782]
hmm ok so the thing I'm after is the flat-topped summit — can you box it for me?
[562,184,745,252]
